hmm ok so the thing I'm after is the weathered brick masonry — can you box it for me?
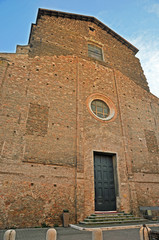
[0,9,158,228]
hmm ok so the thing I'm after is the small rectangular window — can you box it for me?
[88,44,103,61]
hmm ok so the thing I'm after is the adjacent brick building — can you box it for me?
[0,8,158,228]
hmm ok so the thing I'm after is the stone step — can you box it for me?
[91,212,125,216]
[80,219,147,225]
[84,217,145,222]
[80,212,148,225]
[88,213,142,218]
[88,214,137,219]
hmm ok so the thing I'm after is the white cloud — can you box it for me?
[147,3,159,17]
[130,34,159,98]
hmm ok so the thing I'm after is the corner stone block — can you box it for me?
[92,228,103,240]
[4,230,16,240]
[46,228,57,240]
[139,225,151,240]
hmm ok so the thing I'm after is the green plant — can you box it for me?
[41,222,50,228]
[54,223,59,227]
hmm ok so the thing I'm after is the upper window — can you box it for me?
[89,27,95,32]
[88,44,103,61]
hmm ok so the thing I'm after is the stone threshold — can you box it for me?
[95,211,118,214]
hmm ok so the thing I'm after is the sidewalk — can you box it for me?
[0,225,159,240]
[1,227,91,240]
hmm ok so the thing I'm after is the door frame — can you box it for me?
[93,151,119,211]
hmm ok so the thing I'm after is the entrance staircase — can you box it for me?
[79,212,147,225]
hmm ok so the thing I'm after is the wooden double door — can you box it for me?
[94,153,116,211]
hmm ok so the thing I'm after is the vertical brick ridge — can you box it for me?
[112,69,132,213]
[0,58,10,98]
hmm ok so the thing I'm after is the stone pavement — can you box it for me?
[0,226,159,240]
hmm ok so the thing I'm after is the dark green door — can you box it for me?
[94,153,116,211]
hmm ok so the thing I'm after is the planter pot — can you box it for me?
[63,212,69,227]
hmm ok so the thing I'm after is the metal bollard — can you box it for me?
[92,228,103,240]
[139,225,151,240]
[4,230,16,240]
[46,228,57,240]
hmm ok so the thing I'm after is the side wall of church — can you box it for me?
[116,70,159,209]
[0,55,78,228]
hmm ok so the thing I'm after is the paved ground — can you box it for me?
[0,226,159,240]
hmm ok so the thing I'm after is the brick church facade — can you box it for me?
[0,9,159,228]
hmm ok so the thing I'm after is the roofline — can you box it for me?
[29,8,139,54]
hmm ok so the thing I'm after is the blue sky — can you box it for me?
[0,0,159,97]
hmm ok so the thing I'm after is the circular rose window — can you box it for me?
[91,99,110,119]
[86,93,117,122]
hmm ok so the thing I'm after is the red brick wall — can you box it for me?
[29,14,149,91]
[0,12,158,228]
[0,55,78,228]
